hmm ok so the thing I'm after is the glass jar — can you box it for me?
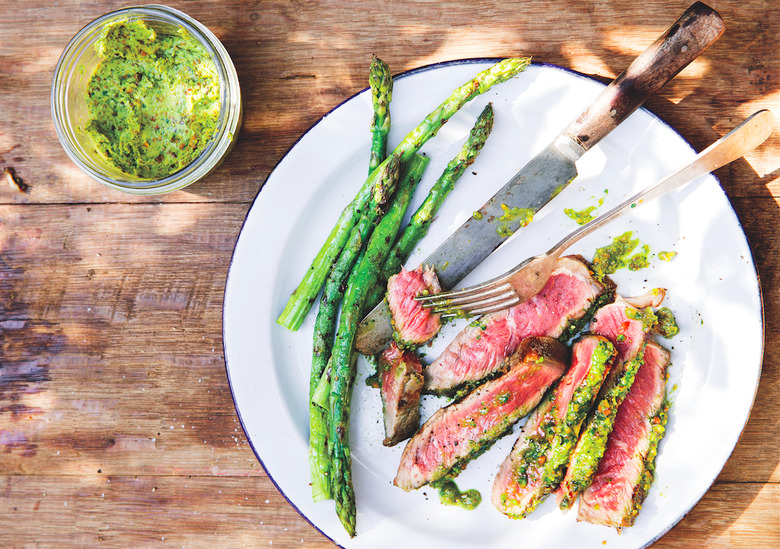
[51,4,242,195]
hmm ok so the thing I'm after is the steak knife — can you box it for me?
[355,2,724,355]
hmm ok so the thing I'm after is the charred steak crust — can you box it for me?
[379,343,425,447]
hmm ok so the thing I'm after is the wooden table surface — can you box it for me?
[1,0,778,547]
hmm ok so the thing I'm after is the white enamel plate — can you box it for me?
[223,60,763,549]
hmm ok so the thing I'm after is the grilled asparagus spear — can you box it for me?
[309,155,430,501]
[369,55,392,173]
[308,154,401,501]
[277,57,531,330]
[327,154,429,535]
[364,102,495,309]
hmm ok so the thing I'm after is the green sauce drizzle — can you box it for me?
[655,307,679,338]
[564,189,608,225]
[435,479,482,510]
[591,231,652,280]
[626,307,659,332]
[628,399,670,524]
[564,205,597,225]
[496,204,534,237]
[363,354,381,388]
[549,181,569,200]
[628,245,651,270]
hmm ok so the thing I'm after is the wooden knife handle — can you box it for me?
[562,2,724,152]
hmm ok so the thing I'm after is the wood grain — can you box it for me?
[0,0,778,547]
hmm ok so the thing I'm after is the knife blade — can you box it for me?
[355,1,724,355]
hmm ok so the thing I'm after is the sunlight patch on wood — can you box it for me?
[603,27,657,58]
[561,41,616,79]
[716,96,779,179]
[400,26,522,69]
[19,390,57,414]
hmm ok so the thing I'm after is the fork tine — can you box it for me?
[433,287,516,311]
[438,294,521,318]
[421,279,509,300]
[417,281,513,308]
[413,253,544,318]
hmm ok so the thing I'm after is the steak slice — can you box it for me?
[394,337,568,491]
[387,265,443,348]
[578,339,671,528]
[542,335,617,488]
[424,255,613,396]
[491,391,556,518]
[492,334,616,518]
[379,342,424,446]
[557,298,652,510]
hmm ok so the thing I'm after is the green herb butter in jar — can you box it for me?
[86,19,221,180]
[52,5,241,194]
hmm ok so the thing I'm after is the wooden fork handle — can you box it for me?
[562,2,724,154]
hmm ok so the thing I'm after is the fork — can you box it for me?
[417,109,774,318]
